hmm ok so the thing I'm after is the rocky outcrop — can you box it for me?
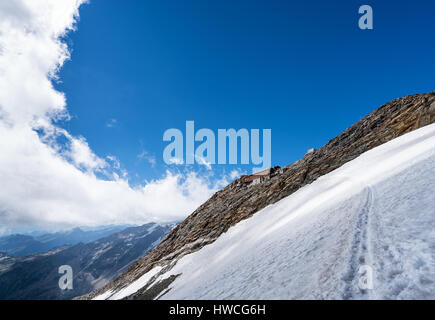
[81,92,435,300]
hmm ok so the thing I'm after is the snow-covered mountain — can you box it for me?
[0,223,174,299]
[83,92,435,300]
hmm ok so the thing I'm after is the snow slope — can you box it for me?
[99,123,435,300]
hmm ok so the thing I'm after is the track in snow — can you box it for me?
[341,183,374,299]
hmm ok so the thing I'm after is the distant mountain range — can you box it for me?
[0,226,132,257]
[0,223,175,299]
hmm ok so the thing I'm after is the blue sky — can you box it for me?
[2,0,434,234]
[54,0,435,185]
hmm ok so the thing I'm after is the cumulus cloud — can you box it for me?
[0,0,224,233]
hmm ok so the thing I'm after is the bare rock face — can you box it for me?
[81,92,435,300]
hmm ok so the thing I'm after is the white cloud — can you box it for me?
[0,0,224,232]
[106,118,117,128]
[63,132,107,172]
[138,150,157,168]
[195,155,212,170]
[230,169,242,180]
[167,157,184,165]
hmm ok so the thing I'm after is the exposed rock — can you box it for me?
[81,92,435,300]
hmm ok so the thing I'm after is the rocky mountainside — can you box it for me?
[0,252,14,274]
[0,223,174,299]
[82,92,435,300]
